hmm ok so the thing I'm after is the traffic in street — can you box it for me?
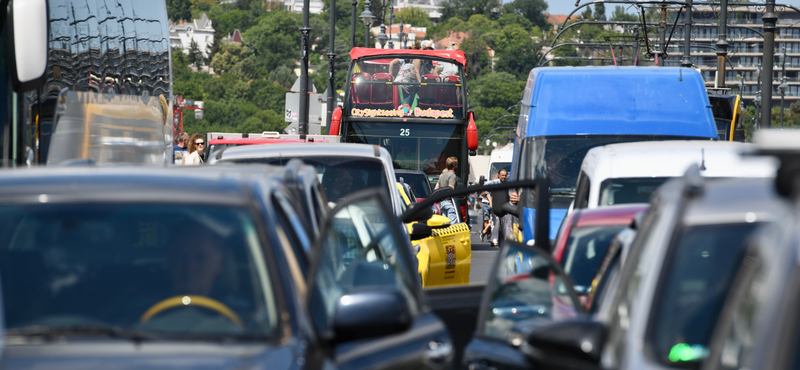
[3,0,800,369]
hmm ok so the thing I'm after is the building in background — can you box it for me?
[393,0,443,22]
[667,6,800,105]
[169,13,215,59]
[283,0,323,14]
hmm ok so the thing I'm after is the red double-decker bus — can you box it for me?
[330,47,478,192]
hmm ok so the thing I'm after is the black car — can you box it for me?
[0,165,452,370]
[395,170,433,201]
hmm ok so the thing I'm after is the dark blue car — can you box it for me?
[0,164,452,369]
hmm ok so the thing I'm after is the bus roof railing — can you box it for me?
[350,47,467,67]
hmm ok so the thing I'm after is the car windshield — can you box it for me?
[0,204,278,339]
[345,122,463,185]
[490,162,511,178]
[521,135,704,195]
[349,56,464,118]
[396,173,431,198]
[649,223,759,368]
[599,178,670,206]
[561,225,625,293]
[231,156,390,202]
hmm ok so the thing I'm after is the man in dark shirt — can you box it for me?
[435,157,458,223]
[173,132,189,164]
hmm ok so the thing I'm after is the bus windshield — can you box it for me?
[346,122,464,185]
[349,56,464,119]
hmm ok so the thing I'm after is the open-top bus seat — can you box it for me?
[350,72,371,107]
[440,75,461,110]
[418,74,440,110]
[371,73,394,108]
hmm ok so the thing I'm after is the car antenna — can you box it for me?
[699,148,707,171]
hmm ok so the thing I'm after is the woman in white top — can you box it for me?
[183,133,205,165]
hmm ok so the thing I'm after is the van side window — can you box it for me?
[574,172,590,209]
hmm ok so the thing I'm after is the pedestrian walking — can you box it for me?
[173,132,189,164]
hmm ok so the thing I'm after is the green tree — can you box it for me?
[440,0,502,22]
[209,42,250,74]
[395,6,433,28]
[232,56,258,81]
[469,72,525,109]
[211,10,255,37]
[552,45,580,66]
[504,0,549,31]
[581,6,593,20]
[610,6,638,22]
[495,24,539,79]
[187,39,205,67]
[594,4,606,21]
[270,65,297,89]
[167,0,192,22]
[244,10,302,72]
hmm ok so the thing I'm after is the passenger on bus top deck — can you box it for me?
[389,45,424,107]
[434,42,460,77]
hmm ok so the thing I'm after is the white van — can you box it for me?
[572,140,777,210]
[483,145,514,182]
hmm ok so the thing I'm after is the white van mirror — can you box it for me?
[10,0,48,91]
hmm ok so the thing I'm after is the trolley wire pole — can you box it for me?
[761,0,778,130]
[299,0,312,140]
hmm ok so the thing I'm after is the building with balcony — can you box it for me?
[666,6,800,105]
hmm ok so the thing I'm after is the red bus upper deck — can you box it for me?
[332,48,478,188]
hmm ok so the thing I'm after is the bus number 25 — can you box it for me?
[400,128,410,136]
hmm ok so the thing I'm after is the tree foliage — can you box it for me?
[503,0,549,31]
[594,4,607,21]
[395,7,433,28]
[167,0,192,22]
[441,0,502,23]
[611,6,638,22]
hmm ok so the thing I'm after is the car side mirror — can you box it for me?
[333,288,413,343]
[410,222,433,241]
[10,0,48,91]
[479,175,486,186]
[525,319,605,370]
[406,203,433,222]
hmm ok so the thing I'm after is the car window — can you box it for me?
[308,194,419,336]
[0,204,278,339]
[647,223,759,367]
[273,192,312,271]
[233,156,390,203]
[481,243,580,340]
[599,178,669,206]
[396,173,431,199]
[562,225,625,294]
[709,253,765,370]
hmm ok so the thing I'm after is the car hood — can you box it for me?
[1,341,299,370]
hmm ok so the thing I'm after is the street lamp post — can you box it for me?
[387,6,395,49]
[397,20,406,49]
[761,0,778,129]
[360,0,374,48]
[299,0,312,140]
[780,44,787,128]
[326,0,337,129]
[756,61,763,128]
[350,0,358,50]
[377,23,388,48]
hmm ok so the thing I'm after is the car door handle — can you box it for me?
[423,341,453,367]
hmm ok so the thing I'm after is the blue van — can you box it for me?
[510,67,718,243]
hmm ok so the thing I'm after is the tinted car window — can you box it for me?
[648,223,758,367]
[395,173,431,199]
[599,178,669,206]
[562,225,625,293]
[232,156,389,202]
[0,204,278,338]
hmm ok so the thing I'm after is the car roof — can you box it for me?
[394,170,426,176]
[679,177,790,226]
[574,203,650,228]
[521,67,717,138]
[214,143,387,162]
[581,140,777,181]
[0,166,283,206]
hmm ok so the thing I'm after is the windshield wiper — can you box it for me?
[6,326,159,343]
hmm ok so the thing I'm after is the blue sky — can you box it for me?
[545,1,800,17]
